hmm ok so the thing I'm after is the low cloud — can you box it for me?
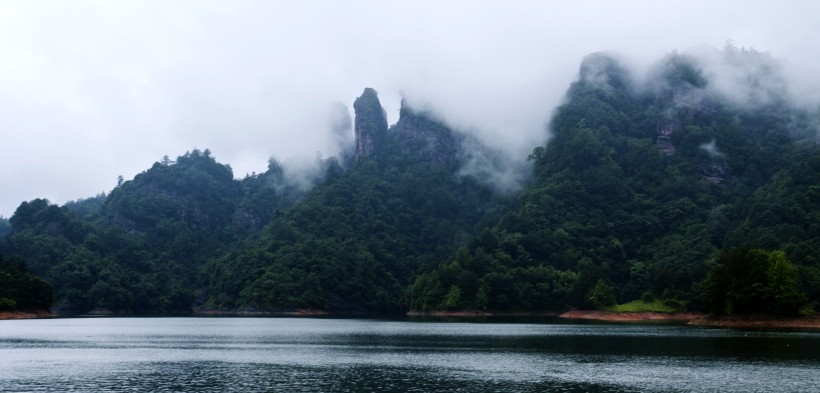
[1,1,819,216]
[699,139,724,160]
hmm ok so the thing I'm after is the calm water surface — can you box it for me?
[0,317,818,392]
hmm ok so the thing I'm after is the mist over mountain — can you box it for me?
[411,46,819,314]
[0,46,817,316]
[3,2,820,219]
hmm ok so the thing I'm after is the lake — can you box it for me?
[0,317,818,392]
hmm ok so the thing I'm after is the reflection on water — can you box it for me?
[0,317,818,392]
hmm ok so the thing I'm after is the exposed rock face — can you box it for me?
[353,88,388,160]
[352,88,459,170]
[395,101,460,171]
[655,118,680,155]
[700,164,726,183]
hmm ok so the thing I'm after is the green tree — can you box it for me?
[587,279,616,310]
[703,248,805,315]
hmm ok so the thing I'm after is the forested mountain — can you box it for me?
[1,150,303,312]
[410,49,819,315]
[203,90,499,312]
[1,47,817,316]
[0,89,499,314]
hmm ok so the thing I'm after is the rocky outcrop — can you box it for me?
[700,164,726,183]
[655,118,680,155]
[395,101,461,171]
[352,88,460,170]
[353,88,388,160]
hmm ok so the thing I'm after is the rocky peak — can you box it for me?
[353,88,388,160]
[395,100,460,171]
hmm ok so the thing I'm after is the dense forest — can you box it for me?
[1,46,817,316]
[0,254,52,311]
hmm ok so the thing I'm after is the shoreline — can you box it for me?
[687,314,820,330]
[0,310,56,320]
[559,310,704,323]
[191,308,331,317]
[559,310,820,330]
[4,308,819,330]
[406,310,558,318]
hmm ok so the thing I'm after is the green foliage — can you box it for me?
[1,150,300,313]
[611,299,680,313]
[411,49,819,314]
[0,297,16,310]
[208,117,497,312]
[587,279,617,310]
[0,254,53,310]
[703,248,805,315]
[0,217,10,240]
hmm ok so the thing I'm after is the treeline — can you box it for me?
[1,48,817,316]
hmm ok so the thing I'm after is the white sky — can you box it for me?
[1,0,819,217]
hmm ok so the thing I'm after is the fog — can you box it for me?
[1,1,819,216]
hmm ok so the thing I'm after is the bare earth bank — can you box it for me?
[559,310,703,322]
[560,310,820,330]
[0,310,56,320]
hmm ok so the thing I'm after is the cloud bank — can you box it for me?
[1,1,819,216]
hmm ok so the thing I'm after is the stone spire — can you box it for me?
[353,88,388,160]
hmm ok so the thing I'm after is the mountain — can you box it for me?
[0,89,500,314]
[1,46,817,316]
[409,49,819,314]
[1,149,302,313]
[201,90,497,313]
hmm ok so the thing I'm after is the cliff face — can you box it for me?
[655,118,680,155]
[394,101,461,171]
[352,89,461,171]
[353,88,388,160]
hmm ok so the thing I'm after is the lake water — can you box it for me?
[0,317,818,392]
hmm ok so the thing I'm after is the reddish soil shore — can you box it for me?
[0,310,56,320]
[687,314,820,330]
[560,310,820,330]
[560,310,703,323]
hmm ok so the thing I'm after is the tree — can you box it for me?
[439,285,462,310]
[587,279,616,310]
[702,248,805,315]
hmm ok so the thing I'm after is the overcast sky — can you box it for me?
[1,1,819,217]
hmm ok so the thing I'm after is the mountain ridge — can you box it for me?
[1,47,817,316]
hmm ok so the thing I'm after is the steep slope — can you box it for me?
[202,89,498,312]
[2,150,298,313]
[409,49,819,313]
